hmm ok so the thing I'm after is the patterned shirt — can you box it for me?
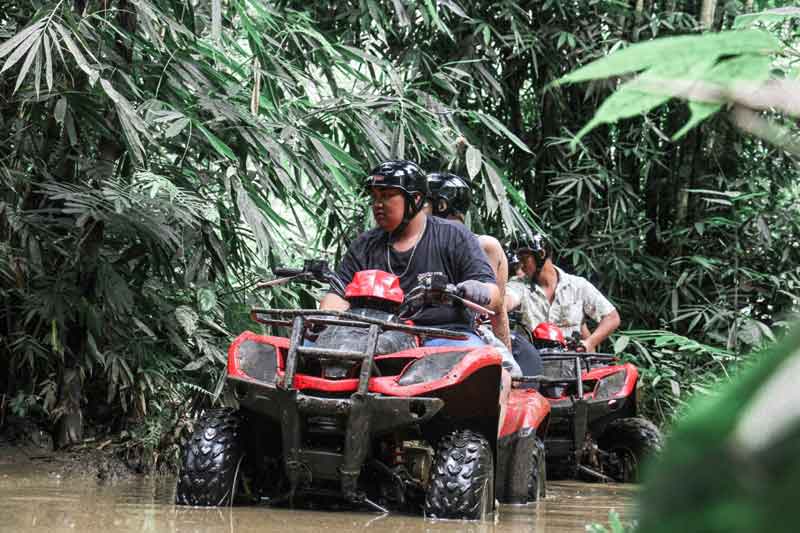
[506,266,616,338]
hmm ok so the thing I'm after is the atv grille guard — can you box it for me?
[250,309,468,394]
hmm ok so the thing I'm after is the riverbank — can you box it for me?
[0,416,157,482]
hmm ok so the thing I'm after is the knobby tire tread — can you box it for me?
[424,429,494,520]
[527,437,546,501]
[601,417,663,482]
[175,408,243,506]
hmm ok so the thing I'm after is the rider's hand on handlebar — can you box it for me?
[578,339,596,353]
[456,280,491,306]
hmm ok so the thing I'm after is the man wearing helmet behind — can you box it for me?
[424,172,542,376]
[506,235,620,353]
[319,160,502,348]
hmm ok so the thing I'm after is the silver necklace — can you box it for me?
[386,218,427,278]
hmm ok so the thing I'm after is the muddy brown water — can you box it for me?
[0,457,635,533]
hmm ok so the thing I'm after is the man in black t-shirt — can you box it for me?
[319,160,501,348]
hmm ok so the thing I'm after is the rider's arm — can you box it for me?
[323,232,368,311]
[579,278,620,352]
[320,292,350,311]
[504,284,522,311]
[478,235,511,349]
[582,310,620,352]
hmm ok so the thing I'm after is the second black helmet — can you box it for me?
[427,172,472,217]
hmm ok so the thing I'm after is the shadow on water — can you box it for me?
[0,462,635,533]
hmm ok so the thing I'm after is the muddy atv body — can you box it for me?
[536,349,662,482]
[177,304,550,518]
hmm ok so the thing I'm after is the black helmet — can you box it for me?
[427,172,472,217]
[510,233,549,261]
[365,160,428,234]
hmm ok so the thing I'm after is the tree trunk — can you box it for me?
[55,368,83,448]
[700,0,717,29]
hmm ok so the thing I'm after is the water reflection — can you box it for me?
[0,466,634,533]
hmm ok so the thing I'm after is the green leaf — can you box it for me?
[183,358,207,371]
[42,31,52,91]
[673,101,720,140]
[1,27,41,74]
[175,306,199,336]
[733,7,800,29]
[614,335,630,354]
[475,112,531,154]
[572,58,716,144]
[164,117,190,138]
[0,19,43,60]
[556,30,780,86]
[14,37,40,93]
[54,97,67,124]
[53,22,99,86]
[197,288,217,313]
[466,145,482,179]
[197,124,236,160]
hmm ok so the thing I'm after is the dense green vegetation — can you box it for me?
[1,0,798,467]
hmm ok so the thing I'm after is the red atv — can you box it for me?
[528,322,662,482]
[175,261,550,519]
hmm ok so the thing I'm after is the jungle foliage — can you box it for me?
[1,0,798,463]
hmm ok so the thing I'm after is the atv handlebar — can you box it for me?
[257,260,346,294]
[399,276,495,319]
[261,263,493,318]
[273,267,305,278]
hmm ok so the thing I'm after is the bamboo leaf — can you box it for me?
[54,97,67,124]
[557,30,780,86]
[198,125,236,160]
[164,117,189,138]
[43,31,53,91]
[475,112,531,154]
[33,44,41,96]
[53,22,99,86]
[733,7,800,29]
[14,38,40,93]
[0,19,44,59]
[466,145,482,179]
[1,27,41,74]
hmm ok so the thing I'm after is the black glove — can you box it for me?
[456,280,491,306]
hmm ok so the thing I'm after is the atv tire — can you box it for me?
[599,417,662,482]
[424,429,494,520]
[176,408,244,506]
[527,437,546,501]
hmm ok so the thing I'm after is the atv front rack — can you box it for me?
[535,351,617,470]
[250,308,468,394]
[244,308,465,504]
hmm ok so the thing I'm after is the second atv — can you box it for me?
[529,322,662,482]
[176,262,550,518]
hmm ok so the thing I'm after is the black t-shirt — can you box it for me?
[334,216,496,326]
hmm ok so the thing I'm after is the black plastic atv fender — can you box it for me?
[176,408,244,506]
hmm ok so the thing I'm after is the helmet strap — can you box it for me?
[391,192,425,239]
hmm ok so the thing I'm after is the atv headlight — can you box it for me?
[237,340,278,383]
[397,351,467,386]
[594,369,627,400]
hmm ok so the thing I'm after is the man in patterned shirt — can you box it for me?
[505,234,620,352]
